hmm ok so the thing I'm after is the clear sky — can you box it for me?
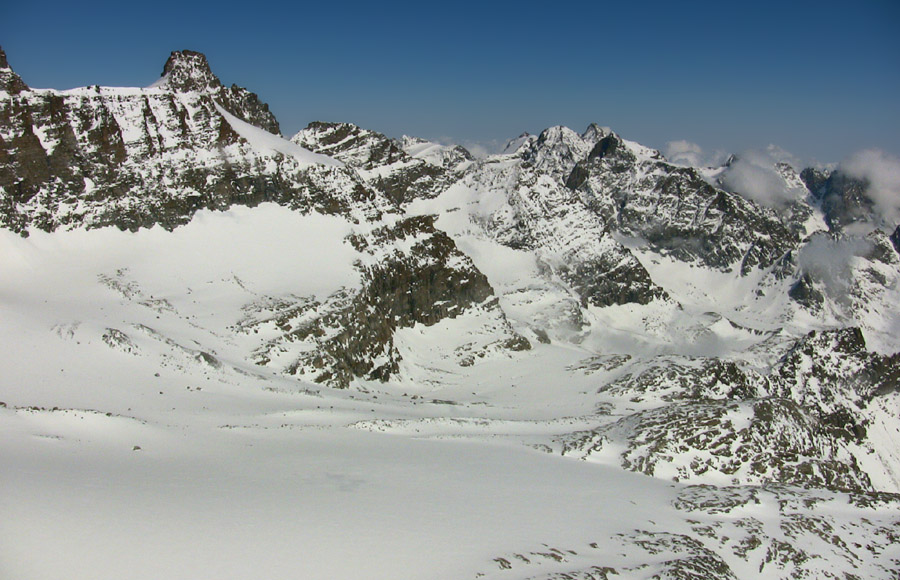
[2,0,898,163]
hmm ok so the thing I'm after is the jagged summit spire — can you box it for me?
[0,46,29,93]
[153,49,280,134]
[582,123,611,144]
[159,50,222,93]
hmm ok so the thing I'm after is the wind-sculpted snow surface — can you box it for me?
[2,47,900,580]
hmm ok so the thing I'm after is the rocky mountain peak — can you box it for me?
[581,122,611,144]
[0,46,29,94]
[501,132,534,155]
[155,49,279,134]
[398,135,474,170]
[523,125,593,177]
[159,49,222,93]
[293,121,460,205]
[293,121,404,168]
[535,125,583,149]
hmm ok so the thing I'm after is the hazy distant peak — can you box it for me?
[502,132,535,155]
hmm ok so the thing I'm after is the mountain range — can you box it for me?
[1,47,898,580]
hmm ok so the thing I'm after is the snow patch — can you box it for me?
[214,104,342,168]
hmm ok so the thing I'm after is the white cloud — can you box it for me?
[461,140,502,159]
[663,140,728,168]
[718,145,808,208]
[796,233,874,301]
[664,140,703,166]
[839,149,900,227]
[760,144,804,169]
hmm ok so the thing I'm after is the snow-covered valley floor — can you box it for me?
[2,206,898,579]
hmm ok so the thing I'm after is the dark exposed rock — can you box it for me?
[159,50,280,134]
[866,227,900,264]
[559,249,667,307]
[788,272,825,311]
[350,215,498,327]
[891,225,900,254]
[237,216,528,388]
[161,50,222,92]
[0,46,29,94]
[821,171,873,229]
[800,167,828,198]
[803,167,879,232]
[773,327,900,405]
[560,397,874,492]
[587,134,621,161]
[564,162,590,190]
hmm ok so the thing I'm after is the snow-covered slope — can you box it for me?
[291,121,467,205]
[2,47,899,580]
[399,134,474,170]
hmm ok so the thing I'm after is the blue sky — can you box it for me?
[2,0,898,163]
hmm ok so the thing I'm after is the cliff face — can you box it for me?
[565,132,800,275]
[157,49,281,135]
[236,214,528,389]
[0,47,28,94]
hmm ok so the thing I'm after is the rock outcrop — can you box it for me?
[292,121,463,204]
